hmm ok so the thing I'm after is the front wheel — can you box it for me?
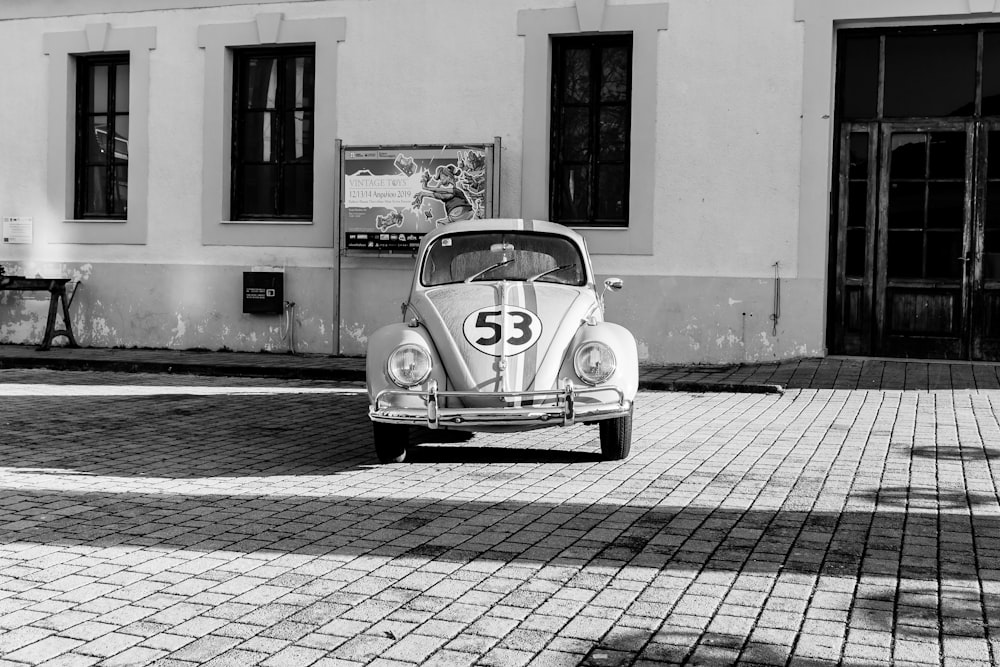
[373,422,408,463]
[599,408,633,461]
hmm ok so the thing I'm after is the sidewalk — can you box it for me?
[2,343,1000,391]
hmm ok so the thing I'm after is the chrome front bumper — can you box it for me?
[370,380,629,429]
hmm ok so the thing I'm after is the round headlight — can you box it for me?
[387,344,432,387]
[573,341,616,385]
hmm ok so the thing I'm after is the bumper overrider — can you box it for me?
[370,379,631,429]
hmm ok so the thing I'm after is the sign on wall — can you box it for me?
[340,141,499,254]
[2,217,33,244]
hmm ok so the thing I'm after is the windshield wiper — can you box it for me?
[527,264,576,283]
[465,257,515,283]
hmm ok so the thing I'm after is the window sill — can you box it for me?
[64,219,128,224]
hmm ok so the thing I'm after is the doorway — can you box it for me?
[830,26,1000,360]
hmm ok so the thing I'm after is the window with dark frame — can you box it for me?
[75,54,129,220]
[550,34,632,227]
[231,46,315,221]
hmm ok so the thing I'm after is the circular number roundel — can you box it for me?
[462,306,543,357]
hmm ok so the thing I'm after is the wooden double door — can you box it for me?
[832,121,1000,360]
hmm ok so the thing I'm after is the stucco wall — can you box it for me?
[0,0,825,362]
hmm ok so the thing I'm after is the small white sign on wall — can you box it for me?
[2,217,32,244]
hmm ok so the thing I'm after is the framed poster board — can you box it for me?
[339,141,500,254]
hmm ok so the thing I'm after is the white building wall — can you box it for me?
[0,0,875,363]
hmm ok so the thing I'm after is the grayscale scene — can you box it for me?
[1,1,999,666]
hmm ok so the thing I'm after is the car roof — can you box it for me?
[418,219,587,251]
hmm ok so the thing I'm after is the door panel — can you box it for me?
[875,123,973,359]
[971,123,1000,360]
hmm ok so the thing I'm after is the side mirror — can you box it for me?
[604,278,624,291]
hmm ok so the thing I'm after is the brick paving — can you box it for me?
[0,360,998,665]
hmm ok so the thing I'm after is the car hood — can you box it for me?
[415,282,598,395]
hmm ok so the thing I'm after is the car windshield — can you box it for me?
[421,231,587,287]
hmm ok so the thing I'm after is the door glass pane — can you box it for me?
[887,231,923,278]
[888,182,925,229]
[284,56,314,109]
[848,181,868,228]
[846,227,866,278]
[890,134,926,179]
[838,35,879,120]
[983,32,1000,116]
[926,182,964,229]
[848,133,869,179]
[926,231,962,279]
[985,230,1000,279]
[928,133,966,179]
[989,132,1000,179]
[286,111,312,161]
[884,33,976,117]
[112,164,128,215]
[986,180,1000,228]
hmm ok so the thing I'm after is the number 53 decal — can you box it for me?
[463,306,543,357]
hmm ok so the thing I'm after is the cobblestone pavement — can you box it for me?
[1,369,998,666]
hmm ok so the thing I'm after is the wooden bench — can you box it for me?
[0,276,80,351]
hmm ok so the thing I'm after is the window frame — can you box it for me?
[549,34,633,227]
[230,45,315,222]
[74,53,130,221]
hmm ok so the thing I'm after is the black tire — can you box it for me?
[373,422,408,463]
[599,408,633,461]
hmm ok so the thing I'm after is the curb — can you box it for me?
[0,354,783,393]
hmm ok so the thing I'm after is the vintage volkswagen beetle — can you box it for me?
[366,219,638,463]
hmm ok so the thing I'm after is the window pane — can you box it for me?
[245,57,277,109]
[887,231,924,278]
[884,33,976,117]
[561,49,590,103]
[559,107,590,162]
[989,132,1000,179]
[239,165,278,216]
[888,182,925,229]
[838,35,879,120]
[890,134,926,179]
[112,116,129,161]
[845,228,866,278]
[601,47,628,102]
[87,116,109,161]
[285,56,314,109]
[596,165,626,220]
[926,182,964,229]
[926,232,963,279]
[985,230,1000,279]
[286,112,313,161]
[282,164,313,217]
[112,164,128,215]
[241,111,275,162]
[88,65,109,113]
[598,107,626,160]
[928,132,966,179]
[557,166,590,221]
[114,63,129,112]
[84,166,107,216]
